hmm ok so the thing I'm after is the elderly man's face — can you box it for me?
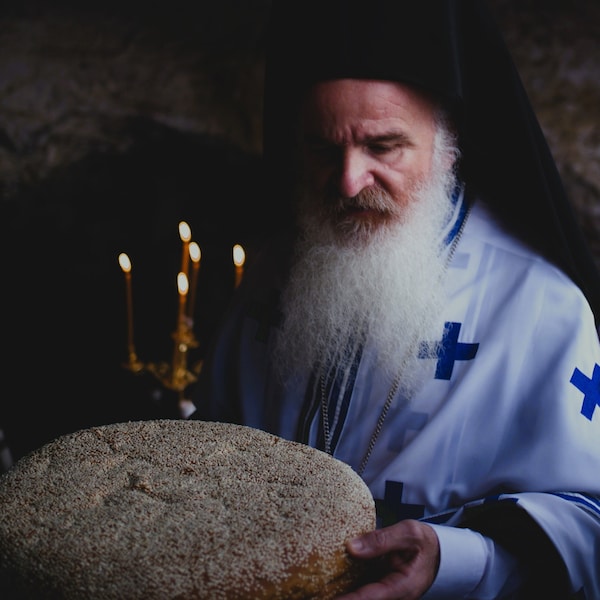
[300,78,438,232]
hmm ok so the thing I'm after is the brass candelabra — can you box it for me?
[118,221,245,417]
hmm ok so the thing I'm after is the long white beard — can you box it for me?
[272,144,458,397]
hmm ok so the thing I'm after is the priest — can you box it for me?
[191,1,600,597]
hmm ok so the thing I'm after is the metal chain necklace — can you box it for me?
[320,371,401,477]
[319,201,471,478]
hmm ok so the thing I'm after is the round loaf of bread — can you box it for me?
[0,419,376,599]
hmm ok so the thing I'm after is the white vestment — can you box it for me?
[193,189,600,598]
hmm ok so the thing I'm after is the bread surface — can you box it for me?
[0,419,376,599]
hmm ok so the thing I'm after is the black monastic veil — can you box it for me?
[261,0,600,325]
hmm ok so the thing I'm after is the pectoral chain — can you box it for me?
[319,202,471,477]
[320,372,401,477]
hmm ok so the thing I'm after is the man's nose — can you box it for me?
[336,149,374,198]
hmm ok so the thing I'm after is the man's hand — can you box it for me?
[337,519,440,600]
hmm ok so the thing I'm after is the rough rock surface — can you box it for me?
[0,0,598,461]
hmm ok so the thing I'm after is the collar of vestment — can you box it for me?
[441,181,470,251]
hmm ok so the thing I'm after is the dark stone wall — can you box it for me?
[0,0,598,463]
[490,0,600,258]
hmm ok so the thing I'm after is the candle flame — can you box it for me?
[179,221,192,243]
[189,242,201,263]
[118,253,131,273]
[233,244,246,267]
[177,272,189,295]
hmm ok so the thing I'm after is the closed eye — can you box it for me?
[365,133,412,156]
[368,142,399,155]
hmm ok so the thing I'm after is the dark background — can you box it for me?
[0,0,598,466]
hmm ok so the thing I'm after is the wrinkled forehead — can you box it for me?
[300,79,441,135]
[302,79,440,112]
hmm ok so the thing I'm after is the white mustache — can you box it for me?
[330,186,398,215]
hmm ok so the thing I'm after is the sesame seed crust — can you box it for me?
[0,419,376,599]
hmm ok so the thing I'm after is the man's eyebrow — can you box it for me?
[362,132,412,145]
[303,132,412,145]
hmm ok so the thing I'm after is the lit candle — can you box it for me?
[177,271,189,331]
[187,242,201,321]
[118,252,136,358]
[178,221,192,281]
[171,271,190,387]
[233,244,245,288]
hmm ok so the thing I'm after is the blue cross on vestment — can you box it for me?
[418,321,479,380]
[375,480,425,528]
[570,364,600,421]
